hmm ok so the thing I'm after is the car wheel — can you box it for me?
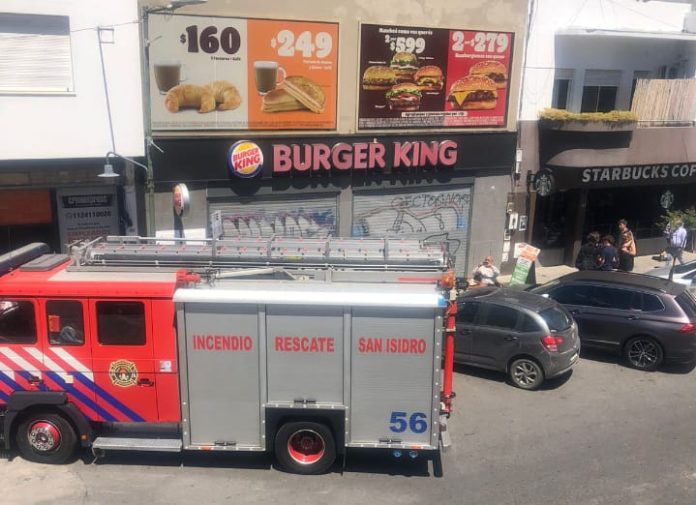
[624,336,663,371]
[509,358,545,390]
[16,411,78,464]
[274,421,336,475]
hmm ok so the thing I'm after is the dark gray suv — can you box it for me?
[530,271,696,370]
[456,288,580,390]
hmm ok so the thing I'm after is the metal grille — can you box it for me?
[352,187,471,273]
[209,195,338,239]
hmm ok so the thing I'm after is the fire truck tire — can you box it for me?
[15,412,78,464]
[274,421,336,475]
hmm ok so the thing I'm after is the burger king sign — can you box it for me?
[228,140,263,178]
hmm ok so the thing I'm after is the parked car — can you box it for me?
[456,287,580,390]
[529,271,696,370]
[645,259,696,289]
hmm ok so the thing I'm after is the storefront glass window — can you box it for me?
[532,192,568,249]
[584,185,696,240]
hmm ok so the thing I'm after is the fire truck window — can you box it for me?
[96,301,146,346]
[47,300,84,346]
[0,300,36,344]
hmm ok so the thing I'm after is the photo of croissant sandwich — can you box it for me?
[164,81,241,113]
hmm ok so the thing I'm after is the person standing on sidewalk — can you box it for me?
[617,219,636,272]
[598,235,619,271]
[666,220,687,265]
[575,231,601,271]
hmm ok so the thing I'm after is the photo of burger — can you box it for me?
[413,65,444,91]
[468,60,508,89]
[389,51,419,82]
[446,75,498,110]
[362,66,398,90]
[386,83,422,112]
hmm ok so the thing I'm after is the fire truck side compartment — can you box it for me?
[175,281,444,452]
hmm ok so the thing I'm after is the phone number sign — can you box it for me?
[358,23,514,130]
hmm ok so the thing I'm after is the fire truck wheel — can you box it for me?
[15,412,78,464]
[274,421,336,475]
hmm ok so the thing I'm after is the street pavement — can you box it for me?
[3,352,696,505]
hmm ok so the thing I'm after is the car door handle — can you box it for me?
[626,315,640,320]
[458,329,473,335]
[570,309,582,315]
[504,335,518,341]
[137,378,154,387]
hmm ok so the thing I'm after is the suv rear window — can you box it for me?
[676,291,696,319]
[539,307,572,332]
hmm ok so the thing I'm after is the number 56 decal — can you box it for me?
[389,411,428,434]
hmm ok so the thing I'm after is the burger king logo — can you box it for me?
[228,140,263,178]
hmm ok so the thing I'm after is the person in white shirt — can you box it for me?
[472,255,500,286]
[666,220,687,265]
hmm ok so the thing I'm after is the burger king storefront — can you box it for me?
[529,126,696,266]
[150,132,516,274]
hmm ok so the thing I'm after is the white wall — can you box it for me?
[0,0,144,160]
[521,0,694,120]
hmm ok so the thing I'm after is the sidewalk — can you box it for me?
[499,251,696,285]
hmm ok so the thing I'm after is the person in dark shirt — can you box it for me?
[575,231,601,270]
[598,235,618,271]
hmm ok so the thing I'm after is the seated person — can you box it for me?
[472,256,500,286]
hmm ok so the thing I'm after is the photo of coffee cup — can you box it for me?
[254,61,286,95]
[154,59,187,94]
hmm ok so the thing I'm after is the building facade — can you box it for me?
[0,0,145,253]
[145,0,529,275]
[517,0,696,266]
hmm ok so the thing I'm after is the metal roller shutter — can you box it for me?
[210,195,338,238]
[352,187,472,273]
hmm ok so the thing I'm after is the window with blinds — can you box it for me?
[0,13,74,94]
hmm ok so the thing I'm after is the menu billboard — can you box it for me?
[358,23,513,130]
[148,14,338,131]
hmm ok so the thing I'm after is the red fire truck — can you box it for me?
[0,236,456,474]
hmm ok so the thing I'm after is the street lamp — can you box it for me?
[97,0,207,236]
[135,0,208,236]
[100,151,150,177]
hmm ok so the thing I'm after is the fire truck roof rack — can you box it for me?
[68,235,449,272]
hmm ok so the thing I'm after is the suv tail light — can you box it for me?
[541,335,564,352]
[680,323,696,333]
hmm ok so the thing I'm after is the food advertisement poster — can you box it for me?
[148,14,338,131]
[358,23,513,129]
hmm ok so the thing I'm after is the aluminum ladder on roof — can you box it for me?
[68,236,450,272]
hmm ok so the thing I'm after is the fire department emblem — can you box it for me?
[109,360,138,388]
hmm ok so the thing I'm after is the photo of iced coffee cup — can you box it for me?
[154,59,187,94]
[254,61,287,95]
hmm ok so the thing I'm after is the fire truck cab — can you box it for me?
[0,237,455,474]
